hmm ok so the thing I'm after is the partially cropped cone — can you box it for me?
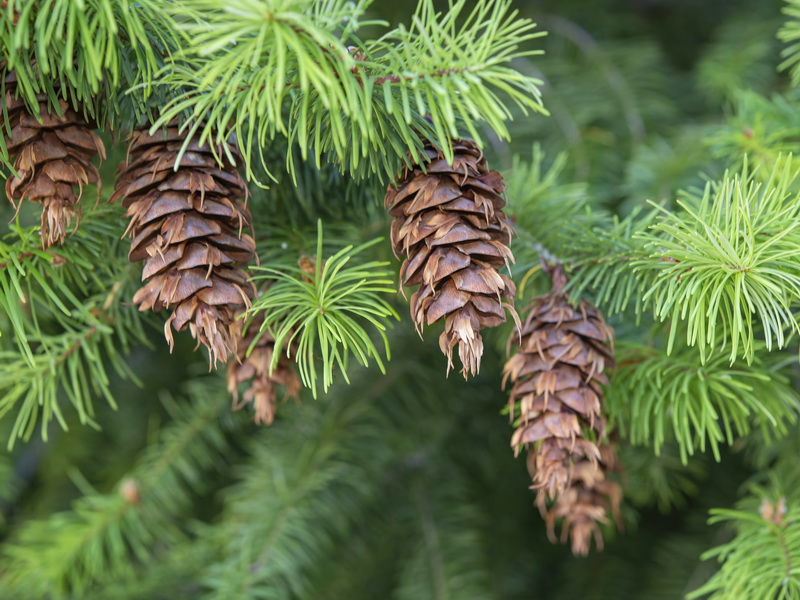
[227,313,301,425]
[3,70,105,247]
[545,442,623,556]
[111,125,256,367]
[385,138,516,378]
[504,264,621,555]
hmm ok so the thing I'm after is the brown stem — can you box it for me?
[372,67,468,86]
[770,519,794,586]
[0,252,34,269]
[57,326,98,365]
[283,20,470,87]
[226,65,471,94]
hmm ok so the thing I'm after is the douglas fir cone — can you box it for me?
[111,125,256,367]
[504,264,622,555]
[385,138,517,378]
[3,70,105,247]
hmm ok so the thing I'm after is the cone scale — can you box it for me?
[545,442,623,556]
[227,313,301,425]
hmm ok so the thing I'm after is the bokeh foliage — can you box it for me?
[2,0,800,599]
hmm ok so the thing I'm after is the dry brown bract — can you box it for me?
[111,126,256,367]
[3,71,105,247]
[386,138,516,378]
[545,443,623,556]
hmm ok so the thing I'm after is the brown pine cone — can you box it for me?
[503,264,614,501]
[227,313,301,425]
[385,138,516,378]
[3,70,105,247]
[111,125,256,367]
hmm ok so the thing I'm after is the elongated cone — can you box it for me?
[545,442,623,556]
[503,264,614,502]
[111,126,256,367]
[505,265,622,555]
[385,139,516,378]
[3,70,106,247]
[227,313,301,425]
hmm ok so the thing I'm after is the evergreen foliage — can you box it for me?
[3,0,800,598]
[0,0,179,142]
[152,0,546,182]
[0,203,151,445]
[248,222,398,397]
[689,494,800,600]
[0,380,238,598]
[608,340,800,462]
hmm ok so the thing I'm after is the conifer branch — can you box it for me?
[618,443,705,512]
[505,145,656,310]
[395,481,492,600]
[563,206,657,313]
[690,494,800,599]
[201,359,405,599]
[505,145,588,273]
[607,341,800,463]
[247,222,398,398]
[635,157,800,363]
[0,207,153,445]
[0,205,138,357]
[709,90,800,174]
[513,154,800,364]
[0,0,180,153]
[779,0,800,87]
[0,428,19,527]
[151,0,546,182]
[0,384,235,597]
[0,2,798,597]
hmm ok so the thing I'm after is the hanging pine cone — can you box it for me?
[227,312,301,425]
[385,138,516,378]
[503,264,614,501]
[545,442,623,556]
[3,70,106,247]
[504,264,622,555]
[111,125,256,367]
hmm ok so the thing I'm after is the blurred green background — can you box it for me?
[0,0,796,598]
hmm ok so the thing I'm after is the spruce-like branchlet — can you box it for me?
[5,1,800,596]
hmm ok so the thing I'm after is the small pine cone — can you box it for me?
[545,443,623,556]
[503,264,614,502]
[3,70,106,247]
[385,138,516,378]
[227,313,301,425]
[111,126,256,367]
